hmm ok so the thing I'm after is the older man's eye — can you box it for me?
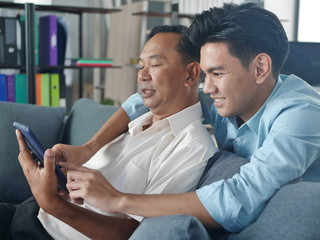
[213,72,223,77]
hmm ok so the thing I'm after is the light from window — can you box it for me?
[298,0,320,42]
[13,0,52,5]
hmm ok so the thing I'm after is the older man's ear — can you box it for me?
[185,62,201,87]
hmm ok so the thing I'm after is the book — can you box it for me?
[57,18,67,69]
[35,73,42,105]
[70,58,113,67]
[75,63,113,67]
[58,73,66,107]
[19,14,39,66]
[0,74,7,101]
[0,17,18,66]
[39,15,58,66]
[41,73,50,106]
[6,74,16,102]
[0,18,5,64]
[18,15,25,65]
[50,73,60,107]
[15,73,28,103]
[34,14,39,66]
[75,58,113,64]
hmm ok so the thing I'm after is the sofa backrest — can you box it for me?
[61,98,119,146]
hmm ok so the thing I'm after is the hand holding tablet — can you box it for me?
[13,122,68,192]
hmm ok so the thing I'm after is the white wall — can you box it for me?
[103,1,144,105]
[264,0,299,41]
[298,0,320,42]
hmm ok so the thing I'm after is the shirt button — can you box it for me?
[235,137,241,142]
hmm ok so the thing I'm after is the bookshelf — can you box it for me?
[132,11,194,20]
[0,1,121,104]
[132,1,194,53]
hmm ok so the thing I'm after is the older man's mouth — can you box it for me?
[140,88,155,98]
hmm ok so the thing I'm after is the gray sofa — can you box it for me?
[0,98,319,240]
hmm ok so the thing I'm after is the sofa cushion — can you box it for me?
[197,150,249,188]
[0,101,66,203]
[229,182,320,240]
[301,157,320,182]
[130,215,211,240]
[61,98,118,146]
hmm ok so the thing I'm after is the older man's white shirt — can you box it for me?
[38,102,217,240]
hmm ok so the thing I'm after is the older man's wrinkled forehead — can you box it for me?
[140,33,182,61]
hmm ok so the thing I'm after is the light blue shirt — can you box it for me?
[121,74,320,232]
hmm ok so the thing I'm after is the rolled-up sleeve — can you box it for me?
[121,93,149,121]
[196,100,320,232]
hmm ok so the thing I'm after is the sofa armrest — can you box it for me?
[0,101,66,204]
[230,181,320,240]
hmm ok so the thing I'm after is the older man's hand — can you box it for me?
[16,129,61,208]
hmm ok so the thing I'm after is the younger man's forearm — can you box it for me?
[84,107,130,155]
[116,191,221,229]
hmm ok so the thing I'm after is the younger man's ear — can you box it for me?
[185,62,201,86]
[254,53,272,84]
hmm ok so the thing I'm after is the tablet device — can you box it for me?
[13,121,68,192]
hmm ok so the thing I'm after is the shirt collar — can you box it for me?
[245,76,283,135]
[167,102,203,137]
[128,102,203,137]
[128,111,153,136]
[226,76,284,135]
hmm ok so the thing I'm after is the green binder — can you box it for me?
[50,73,60,107]
[41,73,50,106]
[15,74,28,103]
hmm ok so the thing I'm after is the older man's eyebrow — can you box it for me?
[138,55,162,62]
[149,54,163,59]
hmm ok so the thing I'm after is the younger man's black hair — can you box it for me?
[188,3,289,78]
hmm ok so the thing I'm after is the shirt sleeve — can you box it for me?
[198,89,214,124]
[196,102,320,232]
[122,90,215,123]
[129,121,217,222]
[145,127,217,195]
[127,137,214,223]
[121,93,149,121]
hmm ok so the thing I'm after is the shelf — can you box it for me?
[0,2,121,14]
[36,5,121,15]
[0,65,122,70]
[37,65,122,70]
[126,64,140,69]
[0,1,122,104]
[0,65,25,70]
[132,11,194,20]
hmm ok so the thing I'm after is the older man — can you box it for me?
[14,25,216,240]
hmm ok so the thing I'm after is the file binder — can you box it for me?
[39,15,58,66]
